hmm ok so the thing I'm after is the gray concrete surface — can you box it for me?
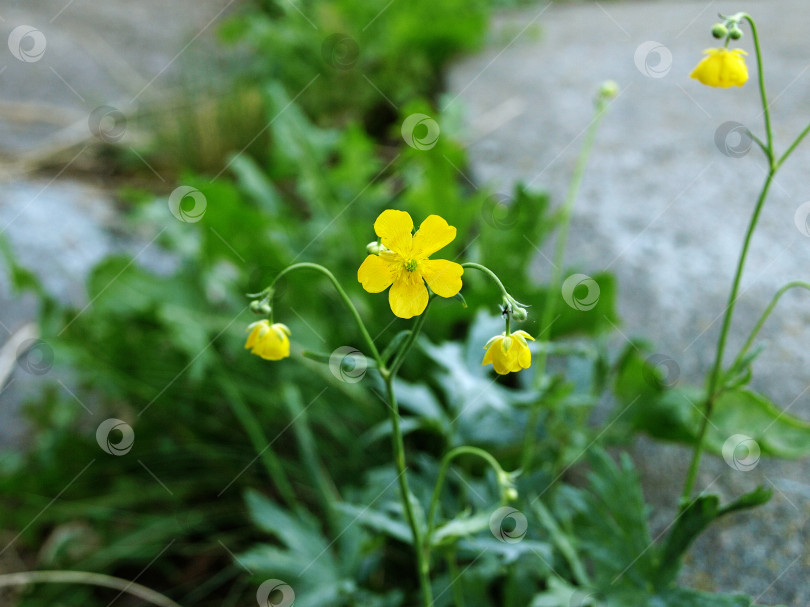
[0,0,239,156]
[448,1,810,604]
[0,0,238,444]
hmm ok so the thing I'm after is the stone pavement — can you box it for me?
[448,0,810,603]
[0,0,238,445]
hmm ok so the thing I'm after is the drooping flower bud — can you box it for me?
[711,23,728,38]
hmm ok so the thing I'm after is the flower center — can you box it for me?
[404,259,418,272]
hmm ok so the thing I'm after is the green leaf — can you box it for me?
[0,233,45,296]
[706,388,810,458]
[333,502,412,544]
[546,271,620,340]
[300,349,377,369]
[430,510,492,547]
[655,486,771,587]
[547,449,657,590]
[380,330,411,366]
[228,153,282,214]
[614,346,810,459]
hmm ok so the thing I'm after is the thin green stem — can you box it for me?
[270,263,383,367]
[521,95,611,471]
[460,262,510,299]
[217,373,299,512]
[0,571,182,607]
[730,281,810,372]
[776,121,810,170]
[742,14,774,166]
[681,14,777,503]
[426,446,509,542]
[681,169,775,502]
[389,299,432,377]
[385,375,433,607]
[446,551,466,607]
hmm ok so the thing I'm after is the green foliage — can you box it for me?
[1,3,802,607]
[220,0,489,124]
[532,450,771,607]
[613,345,810,458]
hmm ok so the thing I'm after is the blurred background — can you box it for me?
[1,0,809,605]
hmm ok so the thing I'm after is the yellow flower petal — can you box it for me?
[245,320,291,361]
[420,259,463,298]
[690,48,748,88]
[482,331,533,375]
[245,322,263,349]
[374,209,414,257]
[358,254,396,293]
[413,214,457,258]
[388,274,429,319]
[482,342,496,366]
[517,341,531,369]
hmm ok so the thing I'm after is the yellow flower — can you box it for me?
[482,330,535,375]
[690,48,748,88]
[245,320,291,361]
[357,210,464,319]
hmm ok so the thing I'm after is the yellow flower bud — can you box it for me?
[690,48,748,88]
[482,330,535,375]
[245,320,291,361]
